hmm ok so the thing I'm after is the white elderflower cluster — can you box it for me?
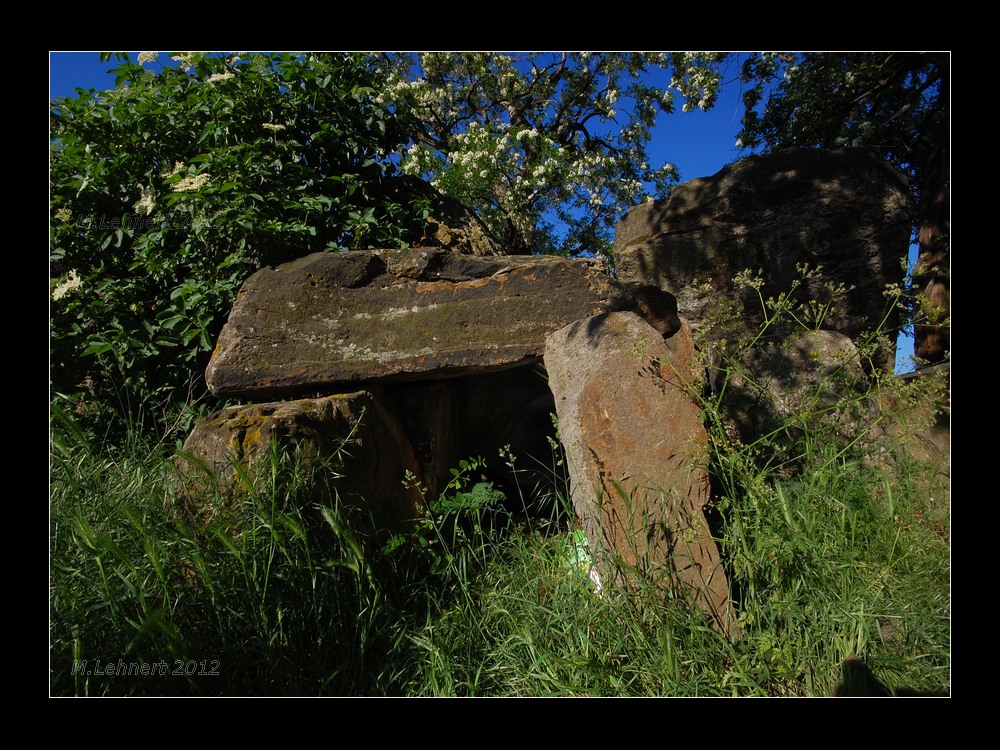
[574,149,613,179]
[55,207,72,223]
[622,178,643,198]
[262,122,286,131]
[52,270,82,301]
[161,162,185,178]
[671,54,723,112]
[172,173,211,193]
[171,53,205,73]
[603,87,619,116]
[207,71,235,83]
[400,142,444,178]
[137,52,158,65]
[447,121,513,175]
[133,183,156,216]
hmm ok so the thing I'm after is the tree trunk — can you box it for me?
[912,67,950,365]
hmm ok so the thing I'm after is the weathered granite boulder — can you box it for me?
[718,328,873,455]
[174,390,424,534]
[613,148,912,372]
[545,312,735,636]
[207,248,621,399]
[874,362,950,510]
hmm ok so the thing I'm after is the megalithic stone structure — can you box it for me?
[545,311,736,637]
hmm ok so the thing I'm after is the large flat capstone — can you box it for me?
[207,248,619,398]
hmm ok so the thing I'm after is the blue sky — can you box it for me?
[49,51,916,371]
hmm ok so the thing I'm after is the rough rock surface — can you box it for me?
[877,363,951,509]
[207,248,620,399]
[718,328,872,451]
[545,312,735,636]
[175,390,424,533]
[385,175,508,257]
[613,148,912,371]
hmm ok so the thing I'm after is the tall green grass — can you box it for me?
[49,271,950,695]
[50,399,948,696]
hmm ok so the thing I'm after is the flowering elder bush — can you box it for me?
[50,52,424,434]
[373,52,727,257]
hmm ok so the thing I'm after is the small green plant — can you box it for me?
[394,457,508,581]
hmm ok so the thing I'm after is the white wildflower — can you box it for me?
[206,71,235,83]
[55,207,72,223]
[172,173,211,193]
[161,162,185,178]
[133,183,156,216]
[171,53,203,73]
[262,123,286,131]
[52,270,82,301]
[137,52,158,65]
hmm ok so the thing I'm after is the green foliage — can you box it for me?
[50,52,426,437]
[375,52,726,256]
[393,456,509,582]
[736,52,946,203]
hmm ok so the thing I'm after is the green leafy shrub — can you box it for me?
[50,52,427,439]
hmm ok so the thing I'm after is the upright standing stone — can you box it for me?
[545,312,735,636]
